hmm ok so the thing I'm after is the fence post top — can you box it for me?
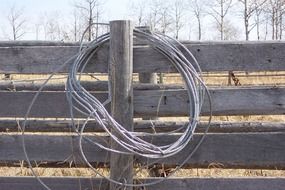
[109,20,132,24]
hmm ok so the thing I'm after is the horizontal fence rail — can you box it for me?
[0,81,185,91]
[0,177,284,190]
[1,41,285,74]
[1,120,284,133]
[0,133,284,169]
[0,86,284,117]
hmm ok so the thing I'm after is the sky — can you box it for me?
[0,0,264,41]
[0,0,131,40]
[0,0,226,41]
[0,0,129,19]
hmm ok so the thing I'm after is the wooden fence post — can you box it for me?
[137,26,157,87]
[109,20,134,190]
[137,26,158,120]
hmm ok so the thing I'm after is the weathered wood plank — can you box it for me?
[0,81,184,91]
[0,133,284,169]
[138,25,158,120]
[139,70,158,121]
[0,41,80,47]
[109,20,134,189]
[0,177,284,190]
[146,177,285,190]
[133,121,285,133]
[0,87,283,118]
[0,91,109,118]
[1,41,285,74]
[134,86,285,117]
[0,46,78,73]
[0,81,108,91]
[1,120,284,133]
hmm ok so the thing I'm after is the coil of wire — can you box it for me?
[22,27,212,189]
[66,28,211,158]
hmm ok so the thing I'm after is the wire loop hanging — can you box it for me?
[21,25,212,189]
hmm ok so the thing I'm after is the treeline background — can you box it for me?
[0,0,284,41]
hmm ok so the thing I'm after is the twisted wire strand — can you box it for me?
[21,24,212,189]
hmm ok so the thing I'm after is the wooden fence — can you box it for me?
[0,20,284,190]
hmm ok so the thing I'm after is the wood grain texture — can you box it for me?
[137,24,158,120]
[109,20,134,189]
[1,41,285,73]
[0,91,109,118]
[0,87,283,118]
[0,177,284,190]
[0,80,109,91]
[1,120,284,133]
[139,70,158,121]
[0,81,183,91]
[134,86,285,117]
[133,121,285,133]
[0,133,284,169]
[0,41,80,47]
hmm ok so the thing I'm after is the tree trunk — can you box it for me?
[176,20,179,39]
[95,7,99,39]
[198,17,201,40]
[88,2,92,41]
[256,11,260,40]
[275,9,278,40]
[220,0,224,40]
[272,10,275,40]
[244,0,249,41]
[279,10,283,40]
[265,18,268,40]
[13,25,16,40]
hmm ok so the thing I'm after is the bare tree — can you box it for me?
[74,0,103,41]
[72,9,79,41]
[264,13,270,39]
[146,0,160,31]
[35,23,41,40]
[253,0,267,40]
[129,0,173,36]
[159,3,173,34]
[129,0,147,26]
[41,12,61,41]
[33,14,46,40]
[172,0,186,39]
[223,19,240,40]
[141,0,173,35]
[238,0,266,40]
[70,8,85,41]
[265,0,285,40]
[207,0,234,40]
[7,5,26,40]
[46,20,61,40]
[39,11,72,41]
[189,0,205,40]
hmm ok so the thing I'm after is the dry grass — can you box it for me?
[5,71,285,86]
[0,167,95,177]
[174,168,285,177]
[162,71,285,86]
[0,166,284,178]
